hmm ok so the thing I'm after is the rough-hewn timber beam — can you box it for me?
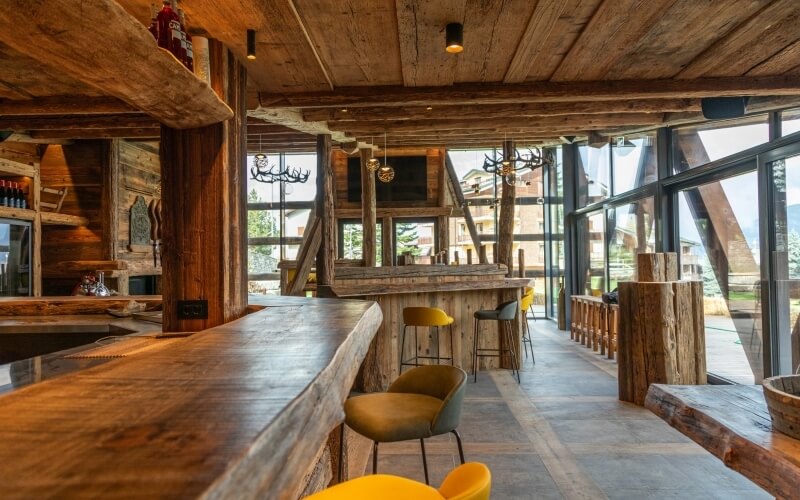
[0,115,157,131]
[259,76,800,108]
[0,96,136,116]
[0,1,233,129]
[302,99,701,122]
[29,128,161,140]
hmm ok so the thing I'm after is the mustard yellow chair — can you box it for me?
[400,306,455,373]
[520,289,535,363]
[344,365,467,485]
[305,462,491,500]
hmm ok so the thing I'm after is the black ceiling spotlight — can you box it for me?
[445,23,464,53]
[701,97,749,120]
[247,29,256,60]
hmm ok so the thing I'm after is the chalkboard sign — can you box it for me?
[347,156,428,203]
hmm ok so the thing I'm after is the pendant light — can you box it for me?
[247,29,256,60]
[377,132,395,183]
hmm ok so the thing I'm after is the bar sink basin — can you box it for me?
[0,324,136,364]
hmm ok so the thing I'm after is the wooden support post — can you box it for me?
[479,245,487,264]
[31,161,41,297]
[316,134,335,297]
[382,216,393,266]
[438,215,449,264]
[497,139,515,277]
[492,243,498,264]
[466,248,473,265]
[518,248,525,278]
[102,139,120,261]
[160,40,247,332]
[288,219,322,296]
[360,150,376,267]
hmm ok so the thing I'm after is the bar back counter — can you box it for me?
[0,295,382,499]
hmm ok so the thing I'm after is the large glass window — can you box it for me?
[607,197,656,289]
[678,170,762,384]
[769,154,800,375]
[339,220,383,265]
[395,219,437,263]
[577,143,610,207]
[576,211,606,295]
[612,133,657,195]
[672,115,769,173]
[781,108,800,137]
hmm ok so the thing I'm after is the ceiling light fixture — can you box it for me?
[247,29,256,60]
[445,23,464,53]
[366,136,380,172]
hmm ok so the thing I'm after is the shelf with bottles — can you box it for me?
[149,0,194,73]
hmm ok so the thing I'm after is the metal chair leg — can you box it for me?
[451,429,465,464]
[400,324,408,373]
[338,423,345,483]
[521,317,529,359]
[420,438,429,485]
[372,441,379,475]
[506,321,521,383]
[472,317,479,383]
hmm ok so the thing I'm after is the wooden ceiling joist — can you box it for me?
[29,128,161,140]
[302,99,700,122]
[0,0,233,129]
[0,96,136,116]
[259,76,800,109]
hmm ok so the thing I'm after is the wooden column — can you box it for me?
[159,40,247,332]
[360,150,376,267]
[498,139,516,277]
[316,134,336,296]
[101,139,120,262]
[382,216,394,266]
[438,215,449,263]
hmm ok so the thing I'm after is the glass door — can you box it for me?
[769,154,800,375]
[677,170,762,383]
[0,220,31,297]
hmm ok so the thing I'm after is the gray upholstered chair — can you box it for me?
[344,365,467,485]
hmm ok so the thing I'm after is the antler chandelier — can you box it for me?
[250,152,310,184]
[482,147,553,176]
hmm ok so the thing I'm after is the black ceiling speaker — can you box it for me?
[701,97,749,120]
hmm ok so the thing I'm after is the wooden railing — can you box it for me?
[570,295,619,360]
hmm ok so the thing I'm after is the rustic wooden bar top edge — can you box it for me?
[645,384,800,498]
[0,295,383,499]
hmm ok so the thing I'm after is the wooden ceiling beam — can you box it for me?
[0,115,157,131]
[261,76,800,109]
[303,98,701,122]
[330,113,666,134]
[0,1,232,129]
[29,128,161,140]
[0,96,137,116]
[248,107,365,147]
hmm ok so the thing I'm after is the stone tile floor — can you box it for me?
[371,319,770,499]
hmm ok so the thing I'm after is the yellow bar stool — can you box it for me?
[306,462,491,500]
[400,307,455,373]
[520,289,535,363]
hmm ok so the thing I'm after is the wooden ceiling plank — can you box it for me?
[287,0,334,90]
[504,0,567,83]
[0,96,136,116]
[291,0,402,87]
[396,0,466,87]
[678,0,800,79]
[260,75,800,108]
[748,39,800,76]
[454,0,538,84]
[303,98,701,122]
[605,0,771,80]
[551,0,679,81]
[0,0,232,129]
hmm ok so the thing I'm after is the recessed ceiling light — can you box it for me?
[341,108,348,113]
[426,106,433,111]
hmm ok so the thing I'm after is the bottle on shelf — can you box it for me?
[148,4,159,40]
[169,0,185,64]
[12,182,21,209]
[18,183,26,209]
[178,9,193,71]
[156,0,178,51]
[0,180,6,207]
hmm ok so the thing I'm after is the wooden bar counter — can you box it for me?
[0,295,382,499]
[332,264,530,391]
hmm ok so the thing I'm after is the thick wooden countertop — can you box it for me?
[0,295,382,499]
[645,384,800,498]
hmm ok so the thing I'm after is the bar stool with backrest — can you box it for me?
[519,289,535,363]
[343,365,467,485]
[472,300,521,383]
[400,307,455,373]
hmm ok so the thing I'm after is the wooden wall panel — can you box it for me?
[40,142,104,295]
